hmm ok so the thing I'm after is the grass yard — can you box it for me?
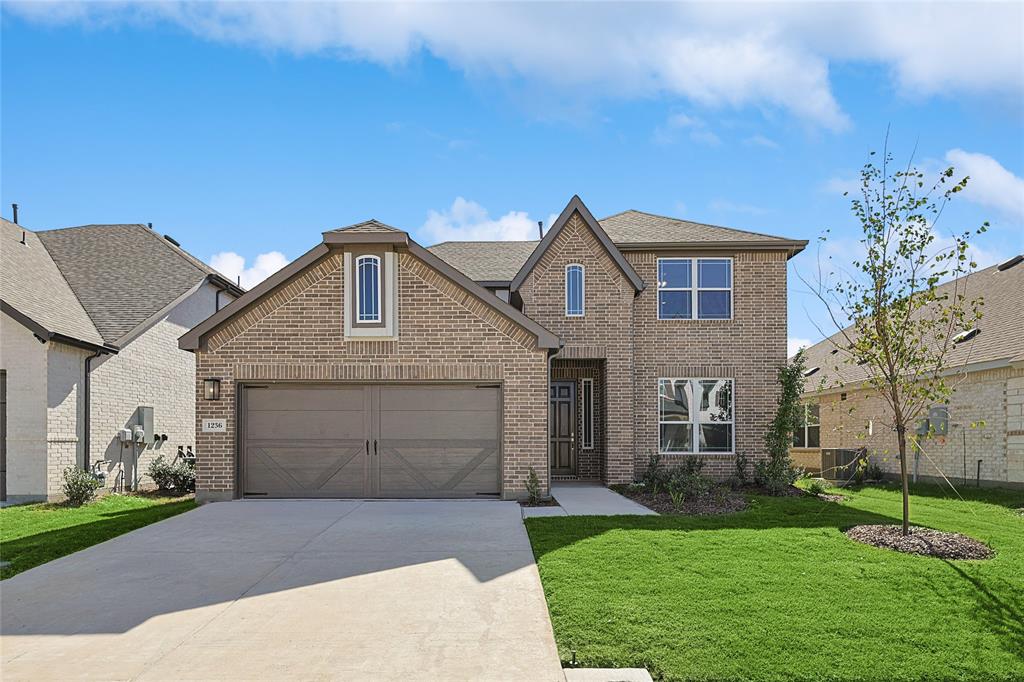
[526,483,1024,681]
[1,494,196,579]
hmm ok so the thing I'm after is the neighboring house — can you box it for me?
[0,218,242,502]
[790,256,1024,487]
[179,196,806,502]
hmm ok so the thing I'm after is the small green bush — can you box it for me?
[865,461,885,482]
[148,455,196,494]
[734,453,750,486]
[668,487,686,510]
[666,458,712,500]
[642,451,668,494]
[62,466,102,506]
[807,479,827,496]
[754,458,802,495]
[525,467,541,505]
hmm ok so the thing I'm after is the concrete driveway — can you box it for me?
[1,499,564,681]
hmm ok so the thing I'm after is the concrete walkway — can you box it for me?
[1,499,563,681]
[523,483,657,517]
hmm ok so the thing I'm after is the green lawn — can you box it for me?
[1,494,196,579]
[526,483,1024,681]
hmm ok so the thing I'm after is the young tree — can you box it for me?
[806,135,985,535]
[758,351,807,495]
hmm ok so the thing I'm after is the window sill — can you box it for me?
[659,451,735,457]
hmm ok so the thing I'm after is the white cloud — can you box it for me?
[745,134,780,150]
[788,337,813,357]
[654,112,721,146]
[420,197,540,243]
[821,176,860,196]
[945,149,1024,221]
[15,3,1021,129]
[209,250,289,289]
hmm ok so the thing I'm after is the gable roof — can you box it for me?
[600,210,807,255]
[509,196,645,293]
[179,228,560,352]
[0,218,107,349]
[35,223,241,346]
[798,256,1024,392]
[427,241,539,283]
[329,219,404,233]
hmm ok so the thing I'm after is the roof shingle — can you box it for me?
[426,240,540,282]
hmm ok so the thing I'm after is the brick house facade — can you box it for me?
[181,196,805,501]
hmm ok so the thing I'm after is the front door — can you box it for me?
[549,381,576,476]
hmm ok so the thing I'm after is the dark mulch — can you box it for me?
[520,497,560,508]
[845,524,994,560]
[616,487,749,515]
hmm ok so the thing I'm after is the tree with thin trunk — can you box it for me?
[804,135,986,535]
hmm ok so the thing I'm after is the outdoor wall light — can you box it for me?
[203,378,221,401]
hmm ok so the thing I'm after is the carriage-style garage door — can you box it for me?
[242,384,500,498]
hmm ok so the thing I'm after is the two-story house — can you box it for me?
[179,196,806,501]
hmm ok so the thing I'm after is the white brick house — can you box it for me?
[0,218,242,502]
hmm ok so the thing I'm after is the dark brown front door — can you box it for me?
[549,381,576,476]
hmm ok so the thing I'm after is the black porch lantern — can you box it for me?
[203,378,221,401]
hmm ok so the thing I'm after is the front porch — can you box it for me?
[550,358,605,483]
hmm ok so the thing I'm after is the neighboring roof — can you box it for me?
[36,224,241,346]
[427,241,539,283]
[180,229,560,352]
[798,256,1024,391]
[0,218,106,348]
[510,196,645,293]
[599,209,807,255]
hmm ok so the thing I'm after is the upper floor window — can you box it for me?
[657,258,732,320]
[356,255,381,322]
[566,264,585,317]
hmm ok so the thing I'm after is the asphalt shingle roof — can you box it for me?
[426,241,540,282]
[36,224,222,345]
[1,218,105,346]
[798,257,1024,389]
[329,220,405,233]
[599,209,800,245]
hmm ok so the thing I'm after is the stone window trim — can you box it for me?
[343,248,398,339]
[658,377,735,455]
[565,263,585,317]
[656,257,733,321]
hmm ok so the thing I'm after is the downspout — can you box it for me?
[83,351,103,471]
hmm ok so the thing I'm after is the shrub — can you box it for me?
[62,466,102,506]
[668,486,686,510]
[525,467,541,505]
[865,461,885,482]
[734,453,750,486]
[807,479,827,496]
[148,455,196,494]
[755,458,802,495]
[758,352,806,495]
[642,451,668,494]
[667,458,712,500]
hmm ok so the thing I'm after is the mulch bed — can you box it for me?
[617,487,749,515]
[845,524,994,560]
[816,493,847,502]
[519,497,560,508]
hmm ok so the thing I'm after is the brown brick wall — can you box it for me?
[194,250,549,501]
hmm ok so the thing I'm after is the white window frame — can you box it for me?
[657,377,735,455]
[355,254,382,323]
[565,263,585,317]
[581,378,594,450]
[657,257,733,321]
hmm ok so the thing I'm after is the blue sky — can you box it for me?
[2,2,1022,352]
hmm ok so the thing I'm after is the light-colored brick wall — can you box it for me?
[45,342,89,499]
[194,250,549,502]
[89,283,223,492]
[1,312,49,501]
[815,366,1022,485]
[518,212,635,483]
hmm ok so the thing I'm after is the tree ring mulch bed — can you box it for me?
[519,497,560,508]
[845,524,994,560]
[816,493,847,502]
[614,487,749,515]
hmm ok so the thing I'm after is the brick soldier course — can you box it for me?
[181,195,807,500]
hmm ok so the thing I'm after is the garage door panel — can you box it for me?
[246,410,366,440]
[378,412,498,441]
[245,443,366,497]
[377,445,499,498]
[246,387,365,412]
[378,386,498,412]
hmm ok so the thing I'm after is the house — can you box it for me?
[790,256,1024,487]
[179,196,806,501]
[0,218,242,502]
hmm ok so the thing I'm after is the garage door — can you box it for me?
[242,384,500,498]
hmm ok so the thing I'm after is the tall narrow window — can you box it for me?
[659,378,734,454]
[658,259,692,320]
[697,258,732,319]
[356,255,381,322]
[581,378,594,450]
[566,264,585,317]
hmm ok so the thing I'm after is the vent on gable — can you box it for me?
[952,328,980,344]
[997,255,1022,271]
[163,234,181,247]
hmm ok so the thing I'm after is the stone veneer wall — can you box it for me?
[194,250,549,501]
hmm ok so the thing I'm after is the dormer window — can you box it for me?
[566,264,585,317]
[356,255,381,322]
